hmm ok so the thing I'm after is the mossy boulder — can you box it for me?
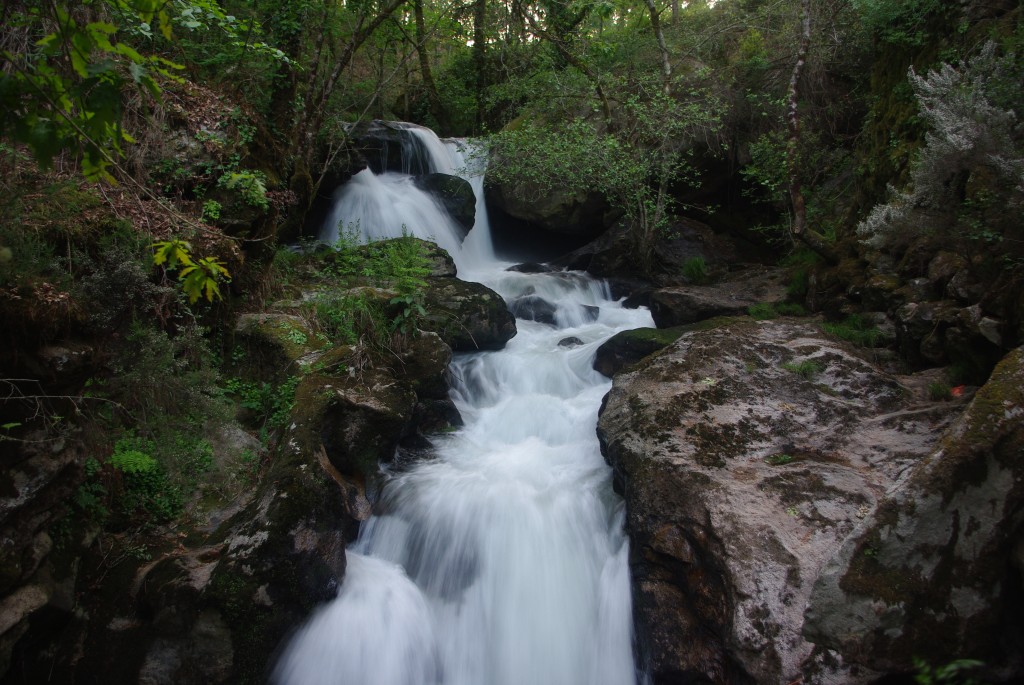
[804,346,1024,680]
[592,326,688,377]
[485,176,610,239]
[421,278,516,351]
[233,312,326,382]
[291,367,417,480]
[597,318,963,684]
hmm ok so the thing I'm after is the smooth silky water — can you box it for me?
[274,125,653,685]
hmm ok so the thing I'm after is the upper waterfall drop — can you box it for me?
[319,123,495,273]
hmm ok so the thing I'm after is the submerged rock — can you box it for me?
[508,295,557,325]
[597,318,973,684]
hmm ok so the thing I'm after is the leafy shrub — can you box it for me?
[218,171,270,211]
[858,43,1024,249]
[224,375,300,429]
[928,381,952,401]
[748,303,779,320]
[913,657,983,685]
[854,0,948,47]
[108,320,225,424]
[775,302,807,316]
[202,199,222,222]
[73,457,109,521]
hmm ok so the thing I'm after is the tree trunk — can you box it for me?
[786,0,838,264]
[473,0,487,132]
[643,0,672,96]
[414,0,449,132]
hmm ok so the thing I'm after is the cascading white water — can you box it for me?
[280,126,653,685]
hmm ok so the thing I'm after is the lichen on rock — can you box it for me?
[597,318,967,684]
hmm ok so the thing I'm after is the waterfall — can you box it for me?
[319,124,492,274]
[284,125,652,685]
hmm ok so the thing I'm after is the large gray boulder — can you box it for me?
[485,178,611,238]
[805,345,1024,679]
[597,318,970,684]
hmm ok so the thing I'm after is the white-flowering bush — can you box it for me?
[858,42,1024,247]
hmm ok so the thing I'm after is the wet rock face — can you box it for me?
[413,173,476,232]
[597,318,965,684]
[805,345,1024,677]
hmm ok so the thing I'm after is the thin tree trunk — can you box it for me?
[414,0,449,131]
[643,0,671,96]
[293,0,409,160]
[472,0,487,132]
[786,0,838,263]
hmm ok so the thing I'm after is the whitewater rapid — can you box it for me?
[275,124,652,685]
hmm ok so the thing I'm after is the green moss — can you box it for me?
[782,359,824,380]
[822,315,884,348]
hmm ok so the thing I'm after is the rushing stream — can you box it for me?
[274,124,653,685]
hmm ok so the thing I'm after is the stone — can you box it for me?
[293,368,417,479]
[592,326,687,377]
[558,336,584,348]
[413,173,475,232]
[396,332,452,400]
[804,346,1024,679]
[507,262,552,273]
[928,251,968,291]
[858,273,903,311]
[948,268,985,303]
[485,176,610,239]
[597,318,962,684]
[234,312,328,381]
[894,300,961,365]
[508,295,557,325]
[648,266,788,328]
[421,278,517,351]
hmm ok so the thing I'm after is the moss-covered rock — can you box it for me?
[291,367,417,480]
[421,278,516,351]
[804,346,1024,680]
[233,312,327,382]
[592,326,688,377]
